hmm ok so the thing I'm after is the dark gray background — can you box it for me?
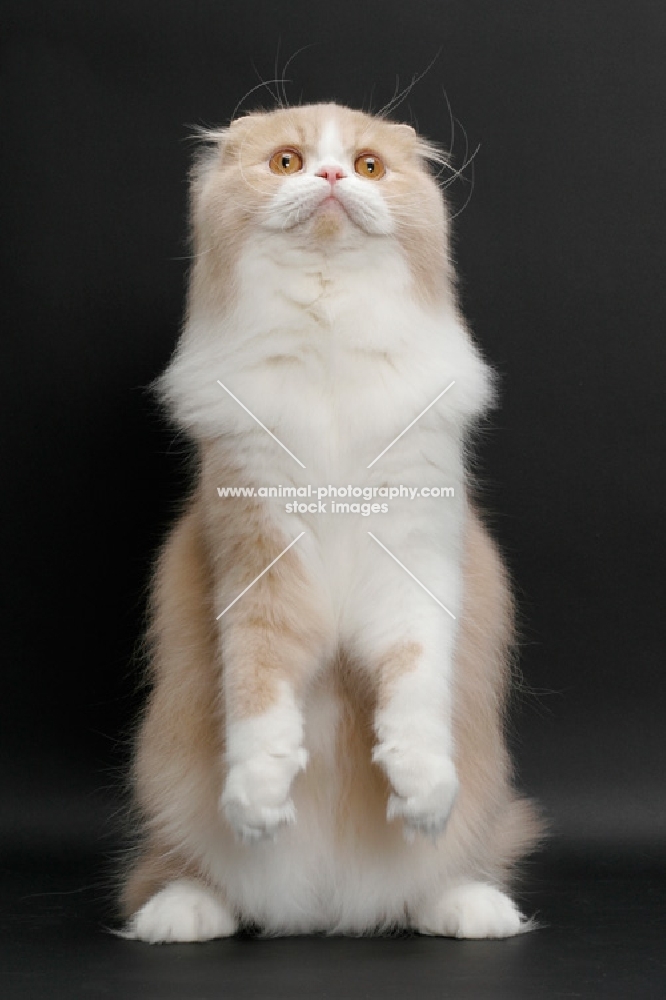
[2,1,665,996]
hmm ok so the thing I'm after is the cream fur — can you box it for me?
[122,103,543,941]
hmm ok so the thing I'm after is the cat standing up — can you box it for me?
[121,103,543,942]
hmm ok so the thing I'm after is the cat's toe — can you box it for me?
[122,879,237,944]
[220,746,307,841]
[415,883,529,939]
[374,744,458,840]
[386,777,458,839]
[222,795,297,842]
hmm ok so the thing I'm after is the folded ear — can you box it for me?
[187,127,229,192]
[228,113,262,128]
[416,139,450,170]
[190,125,229,146]
[390,123,417,140]
[210,111,269,157]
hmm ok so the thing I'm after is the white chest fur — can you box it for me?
[162,238,492,486]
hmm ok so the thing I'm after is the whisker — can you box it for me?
[273,39,284,109]
[230,76,294,122]
[381,74,402,119]
[454,114,470,182]
[280,43,312,107]
[440,143,481,189]
[376,49,442,120]
[170,246,213,261]
[365,81,376,115]
[449,153,476,221]
[441,87,455,159]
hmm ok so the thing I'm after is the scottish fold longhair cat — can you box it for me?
[121,102,542,942]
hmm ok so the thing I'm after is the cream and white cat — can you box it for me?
[121,103,542,942]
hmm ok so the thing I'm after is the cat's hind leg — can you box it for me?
[121,879,237,944]
[413,882,530,939]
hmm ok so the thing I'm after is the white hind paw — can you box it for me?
[416,883,529,939]
[123,879,237,944]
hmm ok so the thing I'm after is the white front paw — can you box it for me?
[373,743,458,840]
[220,745,308,842]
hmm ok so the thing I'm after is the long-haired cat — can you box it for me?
[120,102,543,942]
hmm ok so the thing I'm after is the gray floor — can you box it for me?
[3,845,665,1000]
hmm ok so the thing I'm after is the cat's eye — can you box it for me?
[269,148,304,175]
[354,152,386,180]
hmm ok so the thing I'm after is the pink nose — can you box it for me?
[316,165,346,185]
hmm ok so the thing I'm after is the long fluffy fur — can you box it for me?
[121,103,543,941]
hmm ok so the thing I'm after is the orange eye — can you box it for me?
[354,152,385,180]
[269,148,303,174]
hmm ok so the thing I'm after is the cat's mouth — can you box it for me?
[308,185,394,238]
[310,193,353,240]
[315,192,348,215]
[302,191,354,239]
[269,182,393,238]
[311,190,367,233]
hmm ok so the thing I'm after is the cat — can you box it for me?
[120,102,543,942]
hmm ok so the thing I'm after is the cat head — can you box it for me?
[189,103,454,309]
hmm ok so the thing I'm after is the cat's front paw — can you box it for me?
[372,743,458,840]
[220,745,308,842]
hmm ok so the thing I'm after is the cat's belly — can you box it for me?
[201,669,442,932]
